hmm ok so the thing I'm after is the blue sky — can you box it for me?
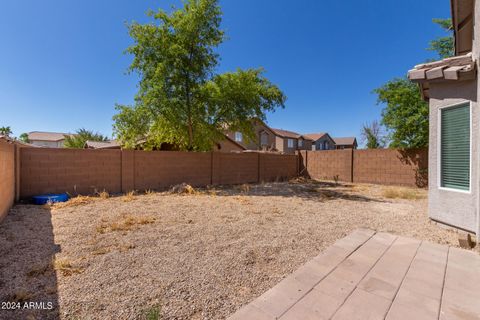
[1,0,450,142]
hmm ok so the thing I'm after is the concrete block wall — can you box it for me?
[353,149,428,187]
[18,149,299,199]
[304,149,353,182]
[134,151,212,190]
[300,149,428,187]
[20,148,122,198]
[0,139,15,221]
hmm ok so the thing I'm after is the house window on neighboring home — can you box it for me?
[260,132,268,146]
[440,102,470,192]
[298,139,303,148]
[324,141,329,150]
[288,139,294,148]
[235,132,243,142]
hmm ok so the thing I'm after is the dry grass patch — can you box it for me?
[97,214,156,234]
[122,191,137,202]
[96,190,110,199]
[170,183,197,195]
[51,195,97,210]
[54,258,85,276]
[382,186,426,200]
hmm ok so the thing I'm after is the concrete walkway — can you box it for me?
[228,229,480,320]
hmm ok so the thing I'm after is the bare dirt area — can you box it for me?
[0,180,459,320]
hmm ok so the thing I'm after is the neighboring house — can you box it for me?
[225,119,278,152]
[408,0,479,235]
[304,133,336,151]
[333,137,358,149]
[214,136,246,153]
[225,120,313,154]
[28,131,69,148]
[270,128,313,154]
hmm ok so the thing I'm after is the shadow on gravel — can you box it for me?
[209,180,383,203]
[0,205,60,320]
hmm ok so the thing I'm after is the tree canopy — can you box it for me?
[374,18,454,149]
[113,0,285,151]
[428,18,454,59]
[64,128,108,149]
[0,126,12,137]
[19,133,30,143]
[361,121,385,149]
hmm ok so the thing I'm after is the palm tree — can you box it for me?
[64,128,109,149]
[0,126,12,137]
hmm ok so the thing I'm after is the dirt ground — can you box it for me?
[0,180,459,320]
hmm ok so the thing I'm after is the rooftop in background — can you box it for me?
[303,132,328,142]
[271,128,313,140]
[84,140,121,149]
[333,137,357,146]
[28,131,70,142]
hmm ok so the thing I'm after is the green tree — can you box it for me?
[374,78,429,148]
[428,18,454,59]
[0,126,12,137]
[361,121,385,149]
[374,18,454,149]
[64,128,108,149]
[19,133,30,143]
[113,0,285,151]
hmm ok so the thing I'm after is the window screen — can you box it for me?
[441,103,470,191]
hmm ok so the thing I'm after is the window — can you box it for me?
[260,132,268,146]
[324,141,329,150]
[298,139,303,147]
[287,139,294,148]
[440,103,470,191]
[235,132,243,142]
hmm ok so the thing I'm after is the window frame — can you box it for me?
[437,101,472,194]
[235,132,243,142]
[287,138,294,148]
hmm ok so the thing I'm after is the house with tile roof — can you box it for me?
[304,132,336,151]
[333,137,358,150]
[408,0,479,235]
[27,131,71,148]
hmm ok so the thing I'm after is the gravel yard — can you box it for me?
[0,180,459,320]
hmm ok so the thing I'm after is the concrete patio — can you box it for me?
[229,229,480,320]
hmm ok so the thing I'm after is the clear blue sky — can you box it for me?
[1,0,450,142]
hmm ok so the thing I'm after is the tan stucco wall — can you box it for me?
[428,80,478,233]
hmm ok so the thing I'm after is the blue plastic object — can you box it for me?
[32,193,69,205]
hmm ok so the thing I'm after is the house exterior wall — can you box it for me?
[30,140,64,148]
[225,122,277,151]
[428,80,479,233]
[215,138,244,153]
[281,137,297,154]
[312,136,335,151]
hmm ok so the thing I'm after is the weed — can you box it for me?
[171,183,196,195]
[91,247,110,256]
[11,289,33,302]
[51,195,95,209]
[97,190,110,199]
[143,306,161,320]
[26,261,52,277]
[97,214,155,234]
[53,258,84,276]
[122,191,137,202]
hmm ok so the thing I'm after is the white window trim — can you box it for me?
[235,132,243,142]
[437,101,472,194]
